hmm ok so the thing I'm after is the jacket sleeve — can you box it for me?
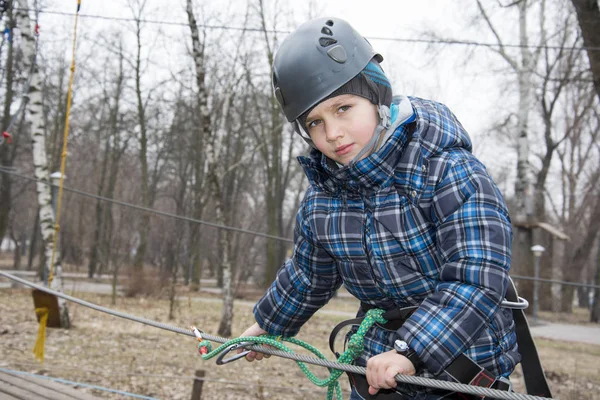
[253,193,342,337]
[398,155,513,375]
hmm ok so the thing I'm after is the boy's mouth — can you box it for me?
[335,144,354,155]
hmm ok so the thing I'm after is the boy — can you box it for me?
[240,17,519,399]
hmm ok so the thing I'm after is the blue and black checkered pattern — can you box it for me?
[254,96,520,389]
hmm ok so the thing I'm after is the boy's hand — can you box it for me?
[366,350,416,395]
[238,322,270,362]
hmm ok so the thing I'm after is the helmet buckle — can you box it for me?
[377,105,391,129]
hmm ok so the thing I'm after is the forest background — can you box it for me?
[0,0,599,339]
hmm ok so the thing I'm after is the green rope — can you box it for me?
[197,309,387,400]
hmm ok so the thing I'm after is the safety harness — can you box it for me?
[328,278,552,399]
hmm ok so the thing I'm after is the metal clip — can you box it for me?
[215,342,252,365]
[501,296,529,310]
[190,326,204,341]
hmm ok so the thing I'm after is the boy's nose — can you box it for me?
[325,122,344,142]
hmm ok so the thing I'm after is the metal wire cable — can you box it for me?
[0,166,293,243]
[0,271,554,400]
[0,166,595,294]
[511,275,600,290]
[10,7,600,53]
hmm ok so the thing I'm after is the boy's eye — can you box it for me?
[338,105,351,113]
[307,119,321,129]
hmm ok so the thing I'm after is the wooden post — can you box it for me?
[191,369,205,400]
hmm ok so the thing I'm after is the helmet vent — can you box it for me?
[321,26,333,36]
[319,37,337,47]
[326,20,334,26]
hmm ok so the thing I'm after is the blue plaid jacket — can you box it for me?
[254,96,520,385]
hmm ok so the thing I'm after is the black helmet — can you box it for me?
[272,17,383,123]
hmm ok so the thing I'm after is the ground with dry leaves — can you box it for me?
[1,284,599,400]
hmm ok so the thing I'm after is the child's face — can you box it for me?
[305,94,379,165]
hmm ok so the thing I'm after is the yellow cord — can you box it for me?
[33,307,49,363]
[48,1,81,285]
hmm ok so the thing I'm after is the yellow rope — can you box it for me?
[33,307,49,363]
[48,1,81,285]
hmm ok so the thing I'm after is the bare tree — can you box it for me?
[552,83,600,313]
[127,0,168,293]
[471,0,586,307]
[592,236,600,322]
[0,5,17,243]
[17,3,69,327]
[523,5,595,310]
[130,0,151,288]
[571,0,600,103]
[88,39,130,278]
[533,7,588,220]
[253,0,300,286]
[187,0,263,336]
[163,93,194,319]
[185,0,211,290]
[476,0,546,224]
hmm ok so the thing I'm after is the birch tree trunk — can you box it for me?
[0,6,15,243]
[513,0,536,223]
[475,0,546,307]
[132,8,150,287]
[186,0,236,336]
[211,94,234,337]
[16,4,69,327]
[186,0,210,290]
[476,0,542,222]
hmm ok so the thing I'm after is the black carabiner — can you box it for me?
[215,342,252,365]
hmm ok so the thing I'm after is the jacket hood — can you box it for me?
[298,96,473,195]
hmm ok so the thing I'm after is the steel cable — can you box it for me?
[0,271,554,400]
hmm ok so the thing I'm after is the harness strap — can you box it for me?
[329,304,499,391]
[506,278,553,398]
[328,306,417,356]
[444,353,496,389]
[330,277,552,399]
[329,280,542,399]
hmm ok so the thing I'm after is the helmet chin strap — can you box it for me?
[350,104,391,164]
[293,121,316,148]
[347,71,391,164]
[293,104,391,167]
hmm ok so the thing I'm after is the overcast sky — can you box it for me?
[34,0,533,187]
